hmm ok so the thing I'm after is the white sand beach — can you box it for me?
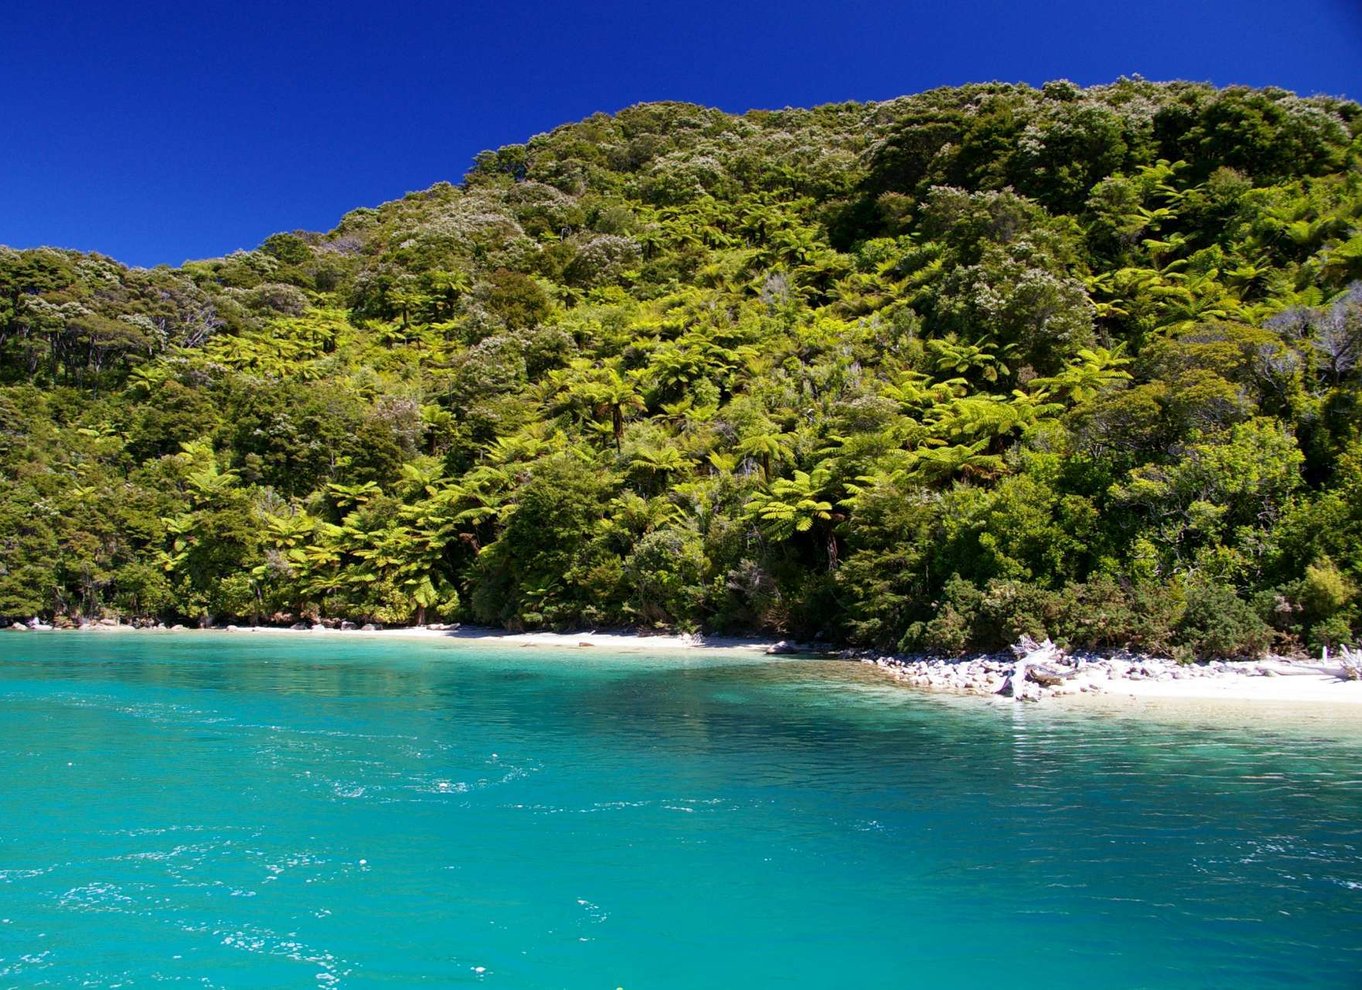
[54,620,777,655]
[1078,657,1362,706]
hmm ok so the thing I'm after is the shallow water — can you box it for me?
[1,633,1359,988]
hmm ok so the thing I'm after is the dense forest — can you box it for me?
[2,79,1361,657]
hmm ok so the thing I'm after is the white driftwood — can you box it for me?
[1340,646,1362,682]
[1001,637,1069,699]
[1026,665,1074,687]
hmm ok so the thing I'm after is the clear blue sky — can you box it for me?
[3,0,1359,268]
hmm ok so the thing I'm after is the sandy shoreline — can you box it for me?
[11,621,777,655]
[11,622,1362,711]
[1083,661,1362,705]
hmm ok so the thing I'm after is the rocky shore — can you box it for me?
[851,636,1362,705]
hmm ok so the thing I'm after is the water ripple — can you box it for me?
[3,638,1362,988]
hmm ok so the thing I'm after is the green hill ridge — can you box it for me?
[2,78,1361,656]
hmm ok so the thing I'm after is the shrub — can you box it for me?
[1175,576,1273,658]
[902,576,1060,655]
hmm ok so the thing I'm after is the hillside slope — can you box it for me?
[2,79,1361,656]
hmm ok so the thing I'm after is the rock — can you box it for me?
[9,622,27,631]
[225,624,240,632]
[290,622,309,631]
[339,621,357,631]
[361,623,378,631]
[97,617,119,627]
[766,640,800,655]
[310,623,326,632]
[171,624,186,631]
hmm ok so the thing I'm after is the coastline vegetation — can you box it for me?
[2,79,1360,658]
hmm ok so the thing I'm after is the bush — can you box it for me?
[110,561,175,620]
[1054,576,1141,650]
[625,527,708,628]
[1308,613,1357,653]
[1175,576,1273,658]
[563,235,642,289]
[905,576,980,655]
[902,576,1060,655]
[1052,576,1189,654]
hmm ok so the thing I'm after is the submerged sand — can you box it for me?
[19,622,1362,712]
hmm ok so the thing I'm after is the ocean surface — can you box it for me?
[0,633,1359,989]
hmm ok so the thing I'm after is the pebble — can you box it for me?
[856,645,1308,703]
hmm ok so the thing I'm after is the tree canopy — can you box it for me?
[2,79,1361,657]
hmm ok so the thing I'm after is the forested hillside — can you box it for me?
[3,79,1361,656]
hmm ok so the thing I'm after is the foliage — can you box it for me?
[2,80,1361,657]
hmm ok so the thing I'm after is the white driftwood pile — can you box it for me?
[1325,645,1362,681]
[999,636,1078,702]
[857,637,1362,703]
[857,635,1088,702]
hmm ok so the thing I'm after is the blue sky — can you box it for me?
[3,0,1360,268]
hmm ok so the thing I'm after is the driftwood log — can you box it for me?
[1321,645,1362,681]
[1000,637,1073,700]
[1026,665,1075,687]
[1340,646,1362,681]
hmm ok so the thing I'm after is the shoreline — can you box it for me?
[10,622,1362,710]
[859,650,1362,708]
[7,621,778,655]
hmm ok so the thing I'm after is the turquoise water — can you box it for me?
[1,635,1360,988]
